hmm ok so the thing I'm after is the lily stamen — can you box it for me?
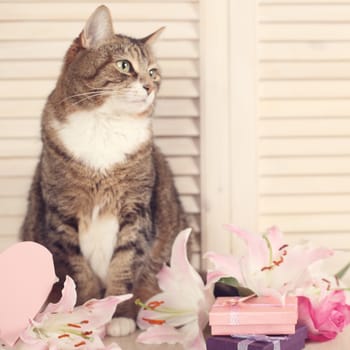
[261,265,274,272]
[279,244,289,251]
[322,278,331,291]
[74,340,86,347]
[58,334,70,339]
[273,256,284,266]
[147,301,165,310]
[67,323,82,329]
[142,317,166,325]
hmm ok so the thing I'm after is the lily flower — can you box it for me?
[136,228,214,350]
[12,276,131,350]
[206,225,332,303]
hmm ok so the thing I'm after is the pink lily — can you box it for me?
[10,276,131,350]
[206,225,332,303]
[136,228,214,350]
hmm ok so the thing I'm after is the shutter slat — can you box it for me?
[285,233,350,251]
[0,235,18,251]
[155,138,199,156]
[260,120,350,137]
[260,42,350,60]
[260,195,350,214]
[0,178,32,196]
[260,24,350,41]
[0,21,198,41]
[0,3,198,21]
[260,0,350,4]
[260,176,350,195]
[260,138,350,157]
[260,157,350,175]
[260,62,350,79]
[259,214,350,232]
[0,217,22,236]
[261,80,350,99]
[260,4,350,22]
[0,139,41,157]
[153,118,199,136]
[260,99,350,118]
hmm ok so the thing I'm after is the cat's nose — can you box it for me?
[143,84,152,95]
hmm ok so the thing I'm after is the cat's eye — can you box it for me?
[116,60,132,74]
[149,68,158,79]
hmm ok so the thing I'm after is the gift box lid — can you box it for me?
[206,324,308,350]
[209,296,298,326]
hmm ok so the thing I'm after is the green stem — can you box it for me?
[262,234,273,266]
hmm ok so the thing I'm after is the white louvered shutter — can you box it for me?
[257,0,350,249]
[0,1,202,267]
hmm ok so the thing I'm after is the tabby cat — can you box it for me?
[20,5,187,336]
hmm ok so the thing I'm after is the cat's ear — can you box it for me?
[140,27,165,45]
[81,5,114,49]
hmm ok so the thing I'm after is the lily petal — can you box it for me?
[82,294,133,329]
[137,325,183,345]
[225,224,269,268]
[205,251,243,285]
[137,228,213,350]
[38,276,77,318]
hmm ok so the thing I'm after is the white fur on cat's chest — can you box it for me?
[79,206,118,283]
[55,99,151,171]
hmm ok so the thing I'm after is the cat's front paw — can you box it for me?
[106,317,136,337]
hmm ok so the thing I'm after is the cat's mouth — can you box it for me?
[128,91,155,106]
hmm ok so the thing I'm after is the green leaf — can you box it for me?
[335,262,350,280]
[218,277,240,288]
[218,277,255,296]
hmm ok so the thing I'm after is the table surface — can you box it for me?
[106,327,350,349]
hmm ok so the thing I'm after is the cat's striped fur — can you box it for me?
[20,5,187,332]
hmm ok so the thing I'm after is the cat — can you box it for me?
[20,5,187,336]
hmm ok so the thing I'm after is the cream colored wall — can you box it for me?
[200,0,350,256]
[1,0,349,264]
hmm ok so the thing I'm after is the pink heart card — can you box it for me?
[0,242,57,346]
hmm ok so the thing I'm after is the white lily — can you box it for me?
[136,228,214,350]
[10,276,131,350]
[206,225,333,303]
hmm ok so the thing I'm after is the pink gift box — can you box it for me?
[209,296,298,336]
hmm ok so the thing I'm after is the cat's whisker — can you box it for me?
[59,91,106,104]
[60,89,116,104]
[71,91,112,106]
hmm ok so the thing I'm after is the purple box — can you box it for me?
[206,324,307,350]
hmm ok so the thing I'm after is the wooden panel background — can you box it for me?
[0,0,202,266]
[258,0,350,250]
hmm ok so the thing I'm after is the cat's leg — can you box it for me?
[45,218,104,305]
[105,214,151,336]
